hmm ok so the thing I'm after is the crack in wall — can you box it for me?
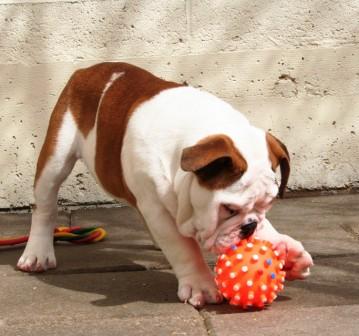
[341,223,359,241]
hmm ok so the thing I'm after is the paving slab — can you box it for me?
[267,194,359,257]
[205,305,359,336]
[1,315,207,336]
[0,270,207,335]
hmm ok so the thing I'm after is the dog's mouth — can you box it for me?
[221,204,257,238]
[222,204,258,237]
[206,205,258,253]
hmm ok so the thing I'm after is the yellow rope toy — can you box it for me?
[0,226,107,246]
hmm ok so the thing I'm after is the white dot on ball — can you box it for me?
[233,283,241,291]
[225,260,232,267]
[241,265,248,272]
[229,272,237,279]
[252,254,259,261]
[217,268,223,274]
[247,280,253,287]
[236,253,243,260]
[246,242,254,248]
[234,294,241,301]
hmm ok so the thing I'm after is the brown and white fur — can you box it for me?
[18,63,313,307]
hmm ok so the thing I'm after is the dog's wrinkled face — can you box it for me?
[178,131,290,253]
[189,168,278,253]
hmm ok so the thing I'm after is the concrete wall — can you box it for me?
[1,0,358,208]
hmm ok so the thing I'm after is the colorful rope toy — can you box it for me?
[0,226,107,246]
[214,237,286,309]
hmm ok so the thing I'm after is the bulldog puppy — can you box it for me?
[17,63,313,307]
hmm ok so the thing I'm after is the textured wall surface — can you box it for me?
[0,0,358,208]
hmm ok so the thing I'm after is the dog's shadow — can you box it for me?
[3,242,291,311]
[2,242,180,307]
[44,258,179,307]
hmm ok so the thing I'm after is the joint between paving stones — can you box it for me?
[199,311,217,336]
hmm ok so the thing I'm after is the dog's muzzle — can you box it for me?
[240,219,258,239]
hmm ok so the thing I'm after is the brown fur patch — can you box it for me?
[69,63,126,137]
[266,133,290,197]
[74,63,182,205]
[181,134,248,190]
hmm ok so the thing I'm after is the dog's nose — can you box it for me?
[240,219,258,239]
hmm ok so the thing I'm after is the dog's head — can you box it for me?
[176,129,290,253]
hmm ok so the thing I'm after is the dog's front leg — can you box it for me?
[138,200,222,308]
[255,218,313,280]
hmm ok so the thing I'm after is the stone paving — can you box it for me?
[1,194,359,335]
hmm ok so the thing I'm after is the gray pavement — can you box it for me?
[0,194,359,335]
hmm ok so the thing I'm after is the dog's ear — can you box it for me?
[266,133,290,198]
[181,134,247,189]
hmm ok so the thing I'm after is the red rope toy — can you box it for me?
[0,226,107,246]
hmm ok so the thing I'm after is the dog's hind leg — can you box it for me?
[17,90,79,272]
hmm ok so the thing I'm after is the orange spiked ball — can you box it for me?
[214,237,286,309]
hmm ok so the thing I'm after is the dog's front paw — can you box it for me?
[177,272,222,308]
[17,239,56,272]
[274,235,313,280]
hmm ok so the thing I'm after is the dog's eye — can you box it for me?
[223,204,239,218]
